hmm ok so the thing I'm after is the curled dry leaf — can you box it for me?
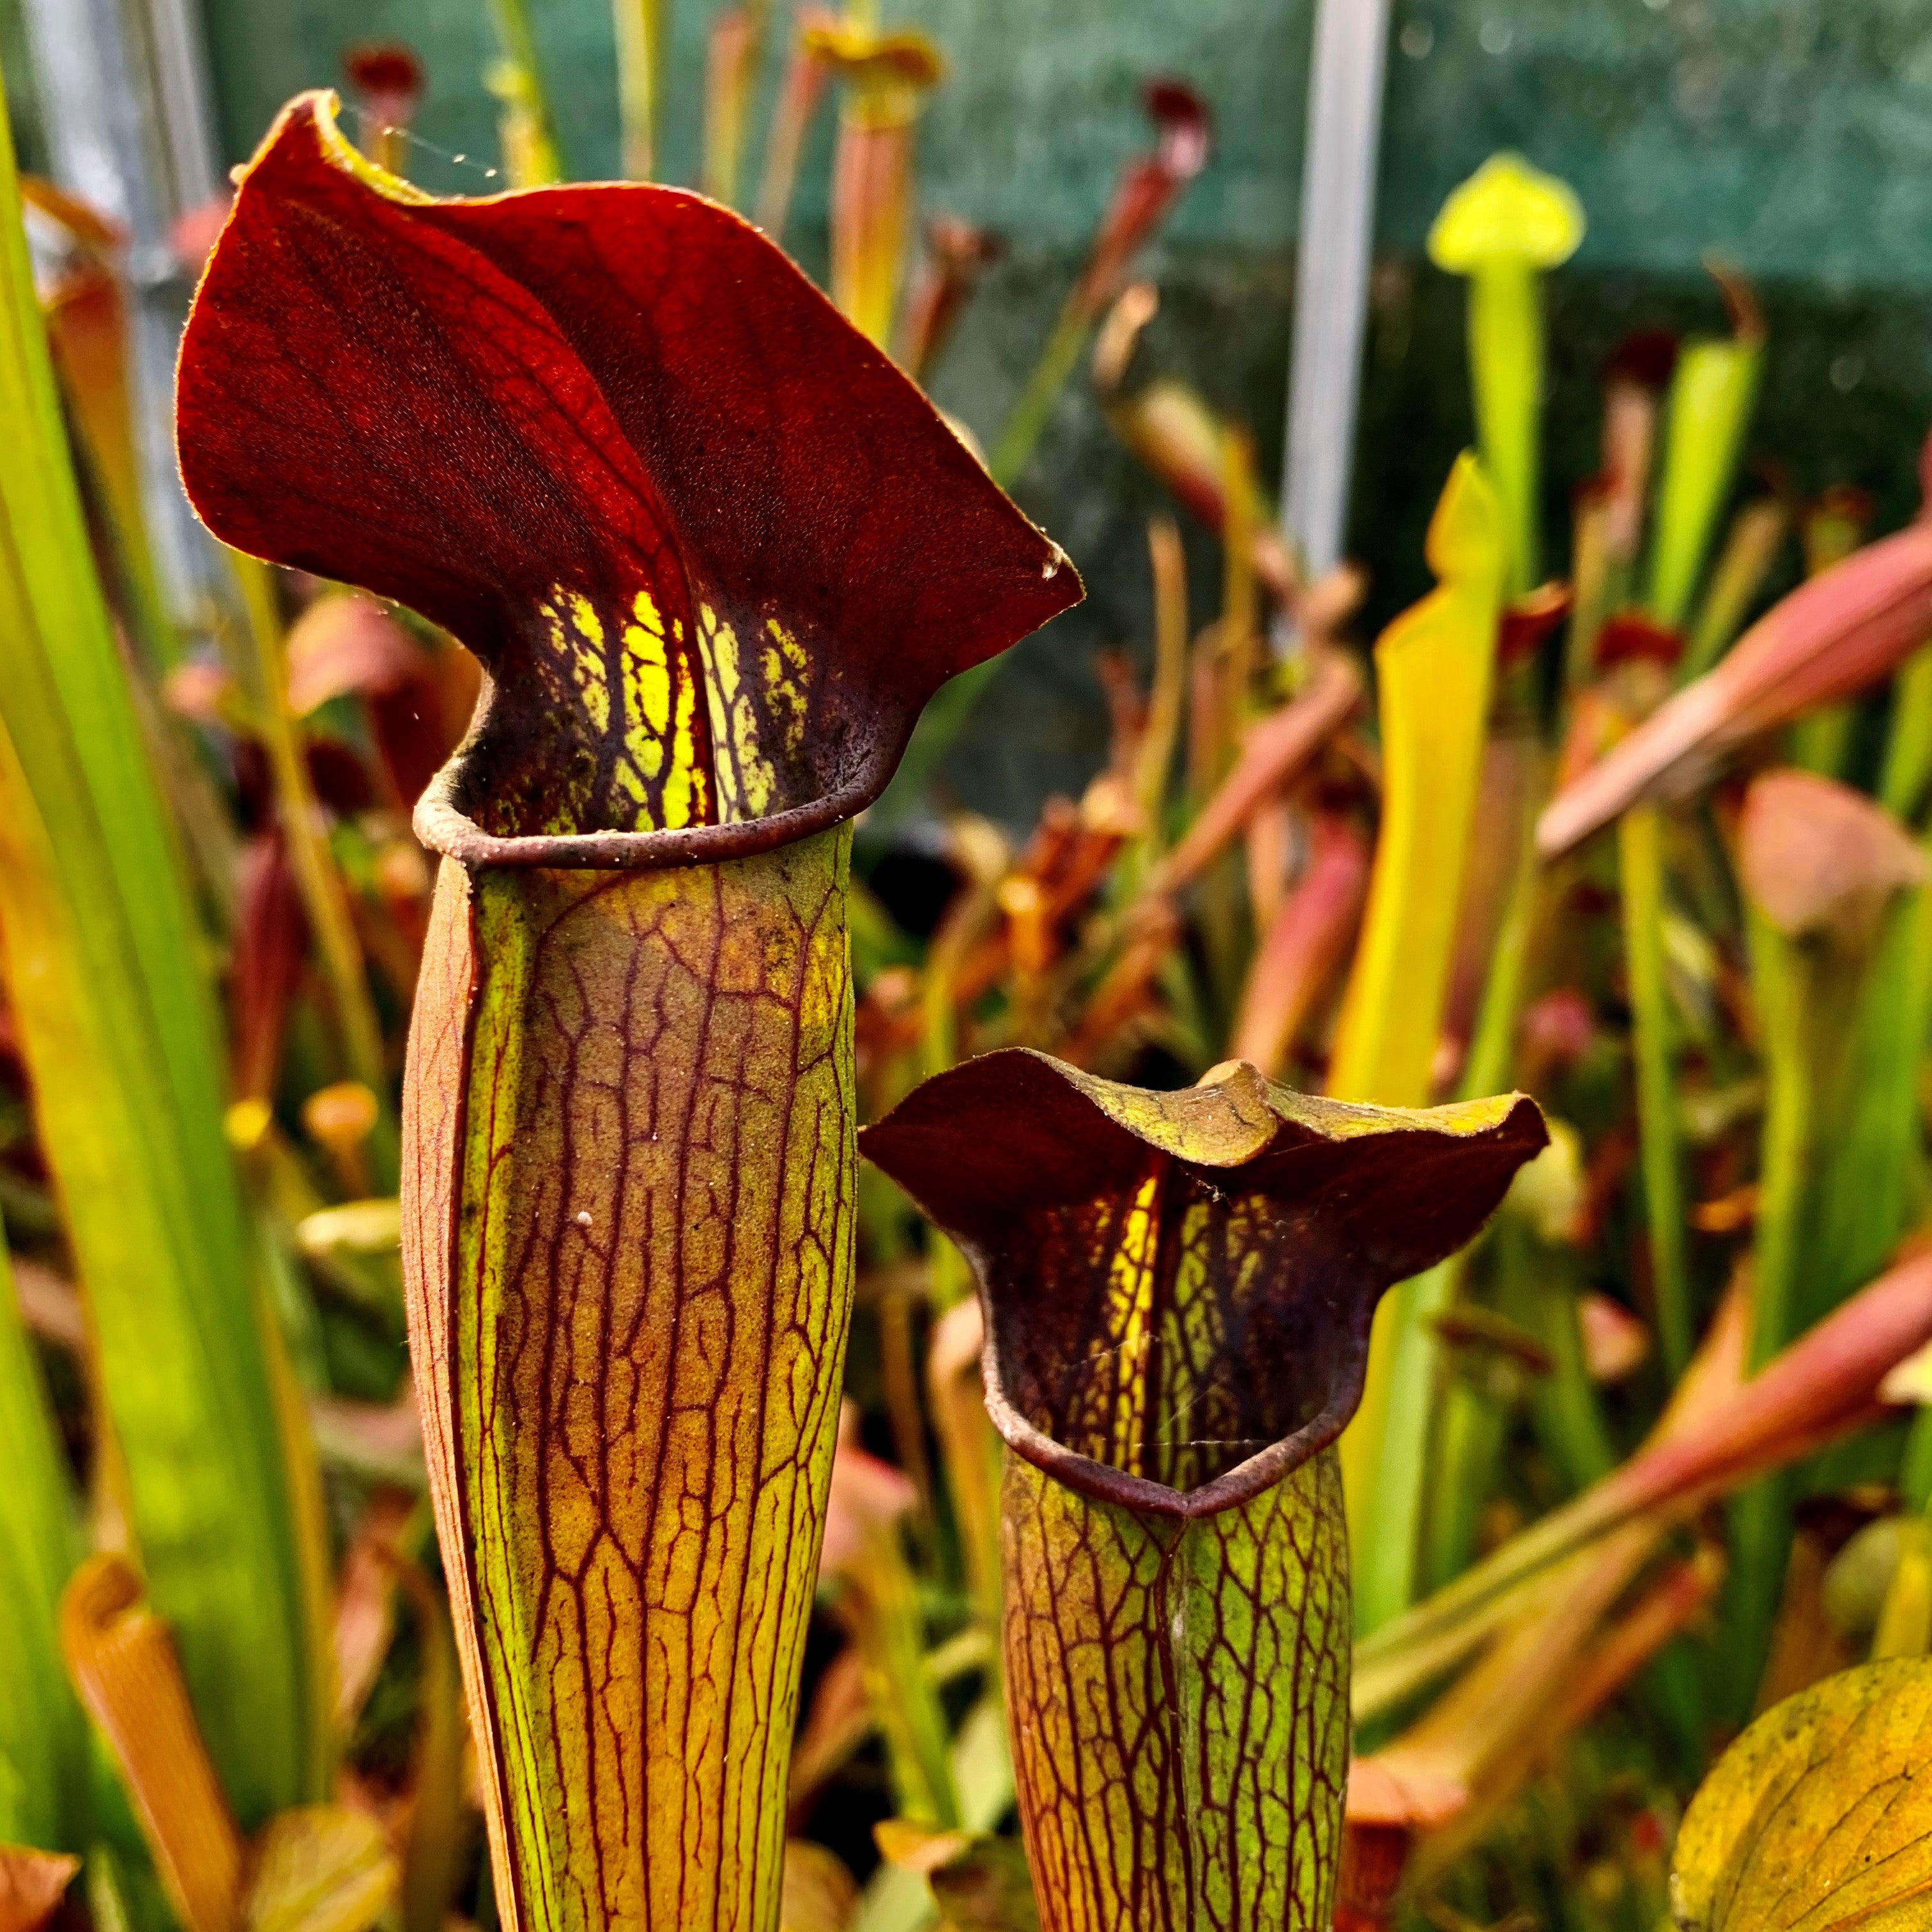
[862,1051,1543,1931]
[176,89,1075,1932]
[1057,893,1182,1072]
[1671,1658,1932,1932]
[1540,474,1932,857]
[1149,650,1363,896]
[59,1554,242,1932]
[1736,768,1924,950]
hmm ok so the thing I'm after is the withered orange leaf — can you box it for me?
[0,1848,80,1932]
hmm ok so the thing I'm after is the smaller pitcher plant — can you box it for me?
[862,1050,1545,1930]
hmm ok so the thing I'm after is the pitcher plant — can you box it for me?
[174,92,1078,1932]
[861,1050,1545,1930]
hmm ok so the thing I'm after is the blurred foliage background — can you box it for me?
[10,0,1913,822]
[13,1,1932,1928]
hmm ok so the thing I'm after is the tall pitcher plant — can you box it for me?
[176,94,1078,1932]
[863,1052,1544,1929]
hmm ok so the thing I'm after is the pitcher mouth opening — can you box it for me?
[857,1053,1545,1527]
[983,1370,1368,1523]
[413,669,903,872]
[967,1223,1376,1524]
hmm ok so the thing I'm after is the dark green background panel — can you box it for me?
[136,1,1932,813]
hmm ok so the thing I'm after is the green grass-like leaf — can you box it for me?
[0,1238,87,1846]
[0,56,324,1825]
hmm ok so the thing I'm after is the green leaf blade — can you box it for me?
[0,1243,87,1848]
[0,56,320,1823]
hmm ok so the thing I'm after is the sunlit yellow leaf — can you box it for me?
[1671,1658,1932,1931]
[1327,453,1509,1597]
[1329,453,1507,1110]
[242,1808,396,1932]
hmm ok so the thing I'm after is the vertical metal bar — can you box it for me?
[143,0,226,213]
[19,0,227,615]
[20,0,154,233]
[1281,0,1395,579]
